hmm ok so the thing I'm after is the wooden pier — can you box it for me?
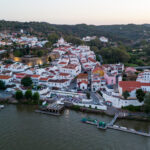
[107,113,119,126]
[35,110,61,116]
[36,103,64,116]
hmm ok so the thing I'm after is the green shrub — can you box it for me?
[122,105,142,112]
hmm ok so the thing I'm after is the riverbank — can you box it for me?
[1,98,150,122]
[67,105,150,122]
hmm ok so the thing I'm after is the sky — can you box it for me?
[0,0,150,25]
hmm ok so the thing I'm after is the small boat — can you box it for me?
[0,105,4,109]
[81,118,98,126]
[97,121,107,130]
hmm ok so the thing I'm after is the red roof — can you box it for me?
[59,62,67,65]
[31,75,40,78]
[88,57,96,63]
[63,64,77,69]
[59,73,70,76]
[119,81,150,92]
[15,73,26,76]
[49,70,56,75]
[77,73,88,79]
[49,79,69,83]
[40,77,49,81]
[4,64,11,68]
[0,75,11,79]
[92,80,101,83]
[79,80,88,85]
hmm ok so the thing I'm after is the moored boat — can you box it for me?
[97,121,107,130]
[81,118,98,125]
[0,105,4,109]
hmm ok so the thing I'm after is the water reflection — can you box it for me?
[0,105,150,150]
[65,109,70,119]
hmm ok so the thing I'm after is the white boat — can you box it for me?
[0,105,4,109]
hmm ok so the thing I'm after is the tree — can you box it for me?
[25,90,32,100]
[123,91,130,99]
[0,80,6,90]
[21,77,33,87]
[144,93,150,113]
[32,92,40,102]
[96,55,100,62]
[65,36,83,45]
[48,33,59,44]
[86,92,91,99]
[15,90,23,101]
[48,56,52,63]
[100,47,130,64]
[37,50,43,57]
[87,39,103,50]
[136,89,145,102]
[13,49,23,57]
[3,59,13,64]
[45,41,52,48]
[144,45,150,56]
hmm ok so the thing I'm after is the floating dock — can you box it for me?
[81,113,150,137]
[108,125,150,137]
[36,103,64,116]
[35,110,61,116]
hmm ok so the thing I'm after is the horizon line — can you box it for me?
[0,19,150,26]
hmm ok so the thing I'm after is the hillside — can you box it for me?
[1,20,150,43]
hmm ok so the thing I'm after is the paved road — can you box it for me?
[134,66,150,69]
[68,78,77,90]
[90,92,103,105]
[0,91,12,99]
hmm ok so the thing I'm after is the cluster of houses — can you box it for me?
[103,68,150,108]
[0,37,150,109]
[82,36,109,43]
[0,31,48,48]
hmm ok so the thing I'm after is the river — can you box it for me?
[0,105,150,150]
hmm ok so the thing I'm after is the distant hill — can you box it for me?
[0,20,150,43]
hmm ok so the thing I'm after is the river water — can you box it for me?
[0,105,150,150]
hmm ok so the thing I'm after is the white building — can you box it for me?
[82,36,96,42]
[48,79,70,88]
[102,91,143,108]
[136,70,150,83]
[119,81,150,98]
[60,64,81,77]
[0,75,12,84]
[99,36,108,43]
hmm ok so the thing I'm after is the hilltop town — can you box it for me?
[0,30,150,116]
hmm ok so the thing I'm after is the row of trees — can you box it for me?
[99,47,130,64]
[13,47,47,58]
[15,90,40,104]
[64,36,84,46]
[123,89,145,102]
[143,93,150,112]
[122,90,150,113]
[1,21,150,42]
